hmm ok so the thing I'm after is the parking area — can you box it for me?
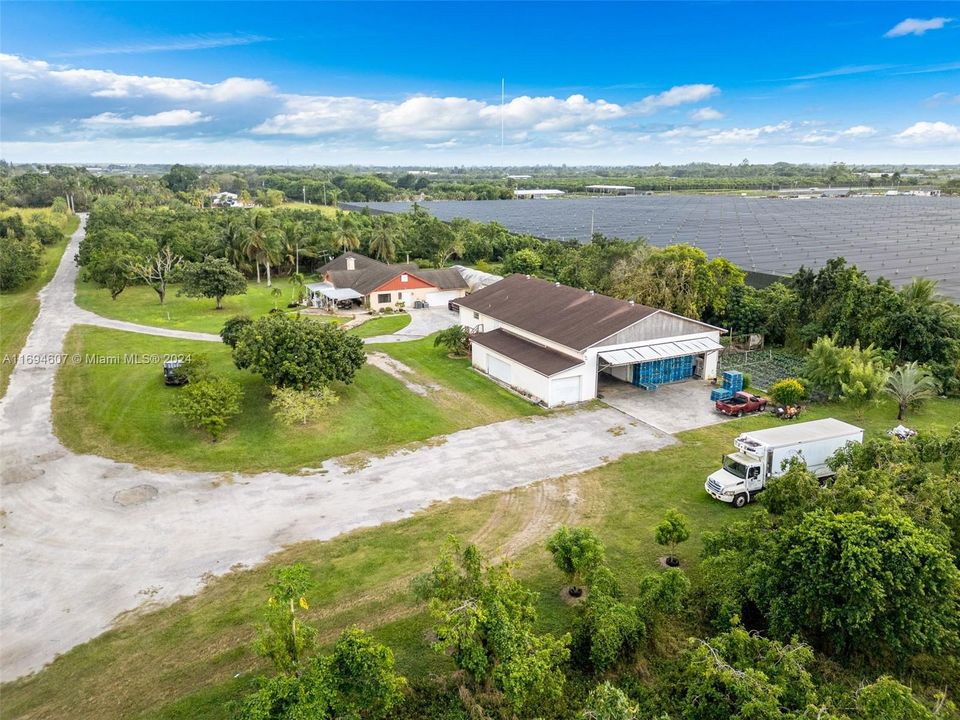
[597,376,732,434]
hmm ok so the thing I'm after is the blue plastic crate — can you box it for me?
[722,370,744,392]
[711,388,734,401]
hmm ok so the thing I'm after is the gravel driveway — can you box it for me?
[0,218,675,680]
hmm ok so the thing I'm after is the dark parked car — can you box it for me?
[715,391,768,416]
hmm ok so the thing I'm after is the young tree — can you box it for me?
[413,538,570,713]
[367,216,398,262]
[171,375,242,441]
[433,325,470,357]
[840,357,888,419]
[884,361,940,421]
[233,313,366,390]
[856,676,936,720]
[572,566,643,671]
[270,386,339,426]
[84,248,135,300]
[580,682,639,720]
[0,235,42,290]
[128,245,182,305]
[654,508,690,566]
[504,247,543,275]
[178,258,247,309]
[546,526,606,595]
[254,563,317,676]
[288,271,307,305]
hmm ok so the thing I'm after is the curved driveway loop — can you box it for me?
[0,217,675,680]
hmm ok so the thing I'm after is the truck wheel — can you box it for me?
[737,410,744,417]
[733,493,748,508]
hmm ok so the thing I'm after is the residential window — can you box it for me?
[400,273,409,282]
[377,293,391,304]
[473,311,480,320]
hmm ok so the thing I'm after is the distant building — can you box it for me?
[513,189,565,199]
[211,191,240,207]
[585,184,636,195]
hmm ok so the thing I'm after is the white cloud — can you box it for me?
[894,121,960,145]
[926,92,960,106]
[690,106,724,121]
[791,64,893,81]
[632,84,719,114]
[0,53,273,102]
[884,17,953,37]
[251,95,389,135]
[702,122,792,145]
[81,109,212,128]
[799,125,877,144]
[56,33,270,57]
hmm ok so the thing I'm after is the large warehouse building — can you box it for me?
[457,275,724,407]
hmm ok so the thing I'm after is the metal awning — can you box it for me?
[306,283,363,301]
[598,337,723,367]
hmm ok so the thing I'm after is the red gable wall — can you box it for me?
[373,272,437,292]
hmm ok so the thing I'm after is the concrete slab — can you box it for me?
[597,376,733,434]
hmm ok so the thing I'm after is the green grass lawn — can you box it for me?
[52,327,543,473]
[282,201,341,217]
[8,389,956,720]
[348,312,412,338]
[0,210,79,397]
[74,277,324,335]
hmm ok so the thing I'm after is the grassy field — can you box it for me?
[282,201,341,216]
[349,312,412,338]
[0,209,79,397]
[6,392,956,720]
[52,327,543,473]
[73,277,324,335]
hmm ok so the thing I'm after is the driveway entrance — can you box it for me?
[597,375,731,434]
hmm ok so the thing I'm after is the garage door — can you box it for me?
[551,376,581,405]
[487,355,512,383]
[424,290,460,307]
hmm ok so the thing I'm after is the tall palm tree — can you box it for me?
[900,278,960,321]
[367,217,398,262]
[246,211,283,284]
[222,218,251,272]
[884,361,940,421]
[330,212,360,253]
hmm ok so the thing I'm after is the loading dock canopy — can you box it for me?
[598,337,723,367]
[306,283,363,301]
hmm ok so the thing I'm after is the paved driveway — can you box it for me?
[598,376,732,434]
[0,219,675,680]
[363,306,458,343]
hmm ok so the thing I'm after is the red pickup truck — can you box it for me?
[715,391,768,417]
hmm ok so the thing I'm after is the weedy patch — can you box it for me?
[607,425,627,437]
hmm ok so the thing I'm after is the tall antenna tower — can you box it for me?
[500,78,505,150]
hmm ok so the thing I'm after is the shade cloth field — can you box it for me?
[363,195,960,300]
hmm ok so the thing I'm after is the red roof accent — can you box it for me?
[372,272,437,292]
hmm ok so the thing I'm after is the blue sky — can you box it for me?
[2,1,958,165]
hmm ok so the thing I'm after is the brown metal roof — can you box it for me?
[458,274,659,351]
[416,268,469,290]
[471,328,583,376]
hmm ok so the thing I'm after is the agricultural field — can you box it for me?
[6,392,956,720]
[719,347,807,391]
[0,208,79,397]
[52,326,543,473]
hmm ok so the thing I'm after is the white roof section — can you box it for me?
[451,265,502,291]
[598,337,723,366]
[738,418,863,448]
[307,283,363,300]
[585,184,635,190]
[513,189,565,197]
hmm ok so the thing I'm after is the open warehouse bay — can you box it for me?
[364,195,960,299]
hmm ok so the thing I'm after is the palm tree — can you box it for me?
[222,218,251,272]
[246,211,283,284]
[884,362,940,421]
[330,212,360,253]
[367,217,398,262]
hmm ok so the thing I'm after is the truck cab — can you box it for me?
[706,452,765,507]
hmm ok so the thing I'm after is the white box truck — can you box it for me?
[705,418,863,508]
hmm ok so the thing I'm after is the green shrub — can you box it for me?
[220,315,253,348]
[769,378,807,406]
[0,235,42,291]
[269,385,340,426]
[171,375,243,440]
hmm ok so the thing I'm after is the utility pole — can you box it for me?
[295,243,300,275]
[322,183,327,205]
[302,186,306,203]
[590,209,595,239]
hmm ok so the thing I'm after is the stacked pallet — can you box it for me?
[710,370,744,401]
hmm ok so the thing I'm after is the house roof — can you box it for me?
[457,274,662,351]
[317,251,384,274]
[472,328,583,377]
[416,268,469,290]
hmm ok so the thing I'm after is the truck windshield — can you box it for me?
[722,455,749,479]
